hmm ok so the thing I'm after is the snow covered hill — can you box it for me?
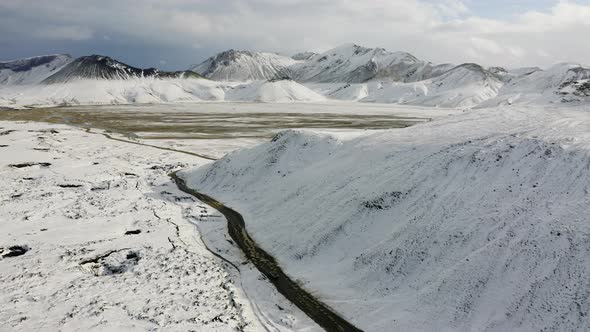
[42,55,202,84]
[191,50,297,81]
[224,79,326,103]
[0,78,328,108]
[183,106,590,331]
[0,78,224,107]
[0,54,71,85]
[479,63,590,107]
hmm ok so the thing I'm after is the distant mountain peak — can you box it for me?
[190,49,297,81]
[42,55,203,84]
[0,54,72,85]
[292,52,317,61]
[290,44,435,83]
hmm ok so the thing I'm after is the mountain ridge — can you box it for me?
[2,44,590,108]
[0,54,72,85]
[42,55,203,84]
[190,49,296,81]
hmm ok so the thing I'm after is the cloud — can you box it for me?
[35,26,94,41]
[1,0,590,68]
[435,0,470,18]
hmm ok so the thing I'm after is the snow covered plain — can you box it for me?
[0,78,328,109]
[183,105,590,331]
[0,103,446,159]
[0,121,320,331]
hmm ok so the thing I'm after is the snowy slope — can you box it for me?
[0,54,72,85]
[479,63,590,107]
[0,77,329,108]
[290,44,453,83]
[488,66,543,82]
[369,63,502,107]
[224,79,326,103]
[305,63,503,108]
[191,50,297,81]
[183,106,590,331]
[0,78,225,107]
[291,52,317,61]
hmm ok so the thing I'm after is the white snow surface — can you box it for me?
[224,79,326,103]
[183,106,590,331]
[0,55,72,85]
[0,122,318,331]
[0,122,248,331]
[0,78,328,108]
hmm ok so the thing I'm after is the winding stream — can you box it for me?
[171,172,363,332]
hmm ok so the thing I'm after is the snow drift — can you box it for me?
[183,106,590,331]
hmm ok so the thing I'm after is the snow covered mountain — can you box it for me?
[479,63,590,107]
[190,50,297,81]
[2,44,590,108]
[42,55,202,84]
[0,54,72,85]
[290,44,454,83]
[291,52,317,61]
[488,66,542,82]
[305,63,503,108]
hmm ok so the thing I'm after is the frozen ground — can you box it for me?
[0,121,318,331]
[0,103,451,159]
[184,105,590,331]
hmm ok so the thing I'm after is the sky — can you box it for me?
[1,0,590,70]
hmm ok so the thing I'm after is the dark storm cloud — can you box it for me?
[1,0,590,69]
